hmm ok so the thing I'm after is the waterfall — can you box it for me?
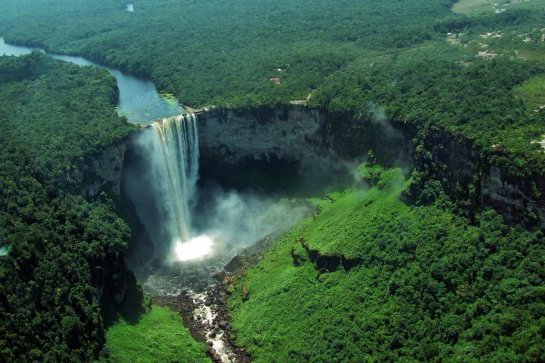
[125,113,200,264]
[149,113,199,243]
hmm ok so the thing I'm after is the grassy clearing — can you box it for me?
[514,76,545,111]
[452,0,495,14]
[452,0,545,15]
[228,166,545,362]
[518,49,545,62]
[105,305,210,363]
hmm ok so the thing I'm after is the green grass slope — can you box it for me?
[105,305,210,363]
[229,167,545,362]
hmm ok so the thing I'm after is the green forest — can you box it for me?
[1,0,544,173]
[230,165,545,361]
[0,53,136,360]
[1,0,545,362]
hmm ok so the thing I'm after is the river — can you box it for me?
[0,37,184,124]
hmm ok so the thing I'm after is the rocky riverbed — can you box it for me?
[153,274,251,363]
[150,233,283,362]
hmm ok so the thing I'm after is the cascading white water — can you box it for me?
[133,112,215,262]
[149,113,199,243]
[126,111,308,271]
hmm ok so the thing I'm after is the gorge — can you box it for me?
[59,97,545,305]
[0,38,324,294]
[2,14,545,359]
[3,37,541,237]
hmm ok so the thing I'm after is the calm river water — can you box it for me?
[0,37,184,124]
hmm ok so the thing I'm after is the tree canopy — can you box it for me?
[0,53,137,361]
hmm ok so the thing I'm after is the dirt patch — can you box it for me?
[477,51,497,59]
[531,135,545,150]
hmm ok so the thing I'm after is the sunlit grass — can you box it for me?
[105,305,210,363]
[513,76,545,111]
[452,0,495,14]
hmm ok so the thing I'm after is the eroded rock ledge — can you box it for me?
[195,105,544,228]
[293,237,362,273]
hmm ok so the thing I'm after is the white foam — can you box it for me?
[174,235,214,261]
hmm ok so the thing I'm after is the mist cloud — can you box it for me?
[193,185,311,257]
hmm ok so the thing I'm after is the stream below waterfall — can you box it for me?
[1,37,311,362]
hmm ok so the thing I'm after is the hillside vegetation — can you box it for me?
[0,53,137,361]
[229,165,545,362]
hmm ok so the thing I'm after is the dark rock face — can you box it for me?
[198,106,326,164]
[197,106,543,228]
[197,106,325,191]
[480,162,545,228]
[61,137,133,197]
[197,105,412,192]
[417,128,545,229]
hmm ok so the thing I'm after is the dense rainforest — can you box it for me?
[0,53,139,361]
[1,0,544,176]
[1,0,545,362]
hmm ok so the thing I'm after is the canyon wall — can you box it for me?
[61,138,132,197]
[58,134,143,322]
[196,106,544,228]
[418,129,545,228]
[198,106,326,163]
[196,105,411,191]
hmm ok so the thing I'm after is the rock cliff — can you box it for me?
[62,139,131,197]
[196,105,411,191]
[197,106,544,228]
[198,106,325,162]
[411,127,544,229]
